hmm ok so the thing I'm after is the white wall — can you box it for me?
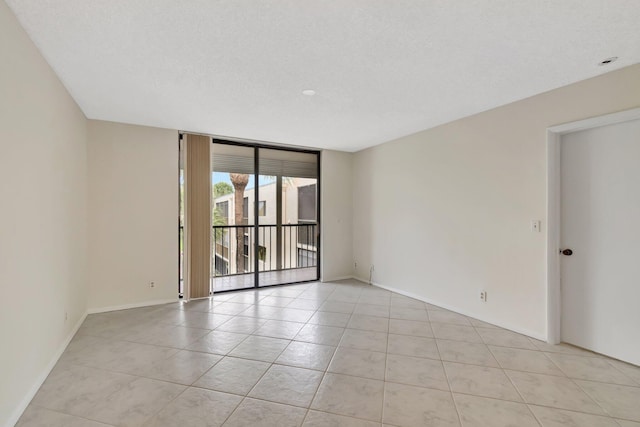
[0,2,88,426]
[321,150,354,281]
[87,120,178,311]
[352,65,640,339]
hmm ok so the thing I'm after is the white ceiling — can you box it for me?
[6,1,640,152]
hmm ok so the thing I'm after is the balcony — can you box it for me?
[180,223,318,294]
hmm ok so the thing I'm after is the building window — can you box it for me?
[258,201,266,216]
[215,201,229,223]
[297,184,316,246]
[243,235,250,272]
[297,224,316,247]
[258,245,266,262]
[243,197,248,220]
[214,255,228,276]
[298,184,316,222]
[214,228,229,249]
[297,248,316,268]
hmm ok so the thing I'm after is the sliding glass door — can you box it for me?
[257,147,319,287]
[209,141,319,292]
[210,143,256,291]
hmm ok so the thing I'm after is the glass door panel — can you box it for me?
[211,143,255,292]
[258,148,319,287]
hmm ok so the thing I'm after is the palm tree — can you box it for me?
[230,173,249,273]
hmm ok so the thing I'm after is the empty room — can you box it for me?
[1,1,640,426]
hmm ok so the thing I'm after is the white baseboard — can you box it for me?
[353,275,371,284]
[184,295,210,301]
[370,280,547,342]
[321,275,357,282]
[6,311,88,427]
[87,298,178,314]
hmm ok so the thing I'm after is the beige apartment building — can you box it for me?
[212,178,318,285]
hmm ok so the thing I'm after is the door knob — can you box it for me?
[561,249,573,256]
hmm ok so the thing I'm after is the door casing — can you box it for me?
[545,107,640,344]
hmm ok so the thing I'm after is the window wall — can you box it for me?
[180,139,320,293]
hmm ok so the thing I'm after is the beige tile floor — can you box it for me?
[17,279,640,427]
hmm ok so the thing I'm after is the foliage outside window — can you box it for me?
[213,182,233,198]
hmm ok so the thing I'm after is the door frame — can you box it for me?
[210,138,321,291]
[546,107,640,344]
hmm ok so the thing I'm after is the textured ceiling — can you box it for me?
[6,0,640,151]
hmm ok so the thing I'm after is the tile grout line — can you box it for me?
[380,310,391,426]
[33,281,640,426]
[569,375,624,419]
[74,314,639,390]
[26,404,117,427]
[300,288,354,426]
[434,338,464,427]
[526,403,631,426]
[603,359,640,388]
[489,345,545,427]
[206,286,326,427]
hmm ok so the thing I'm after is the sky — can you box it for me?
[213,172,275,190]
[180,172,276,190]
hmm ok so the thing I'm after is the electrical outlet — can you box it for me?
[149,281,155,288]
[354,261,358,269]
[480,291,487,302]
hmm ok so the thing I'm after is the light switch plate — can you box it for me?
[531,220,541,232]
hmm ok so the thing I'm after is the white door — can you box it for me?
[560,118,640,365]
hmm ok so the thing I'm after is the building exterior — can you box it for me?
[212,177,318,278]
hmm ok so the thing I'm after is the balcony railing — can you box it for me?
[178,223,317,294]
[211,223,317,277]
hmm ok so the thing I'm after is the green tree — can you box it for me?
[213,181,233,198]
[212,183,232,242]
[212,206,227,241]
